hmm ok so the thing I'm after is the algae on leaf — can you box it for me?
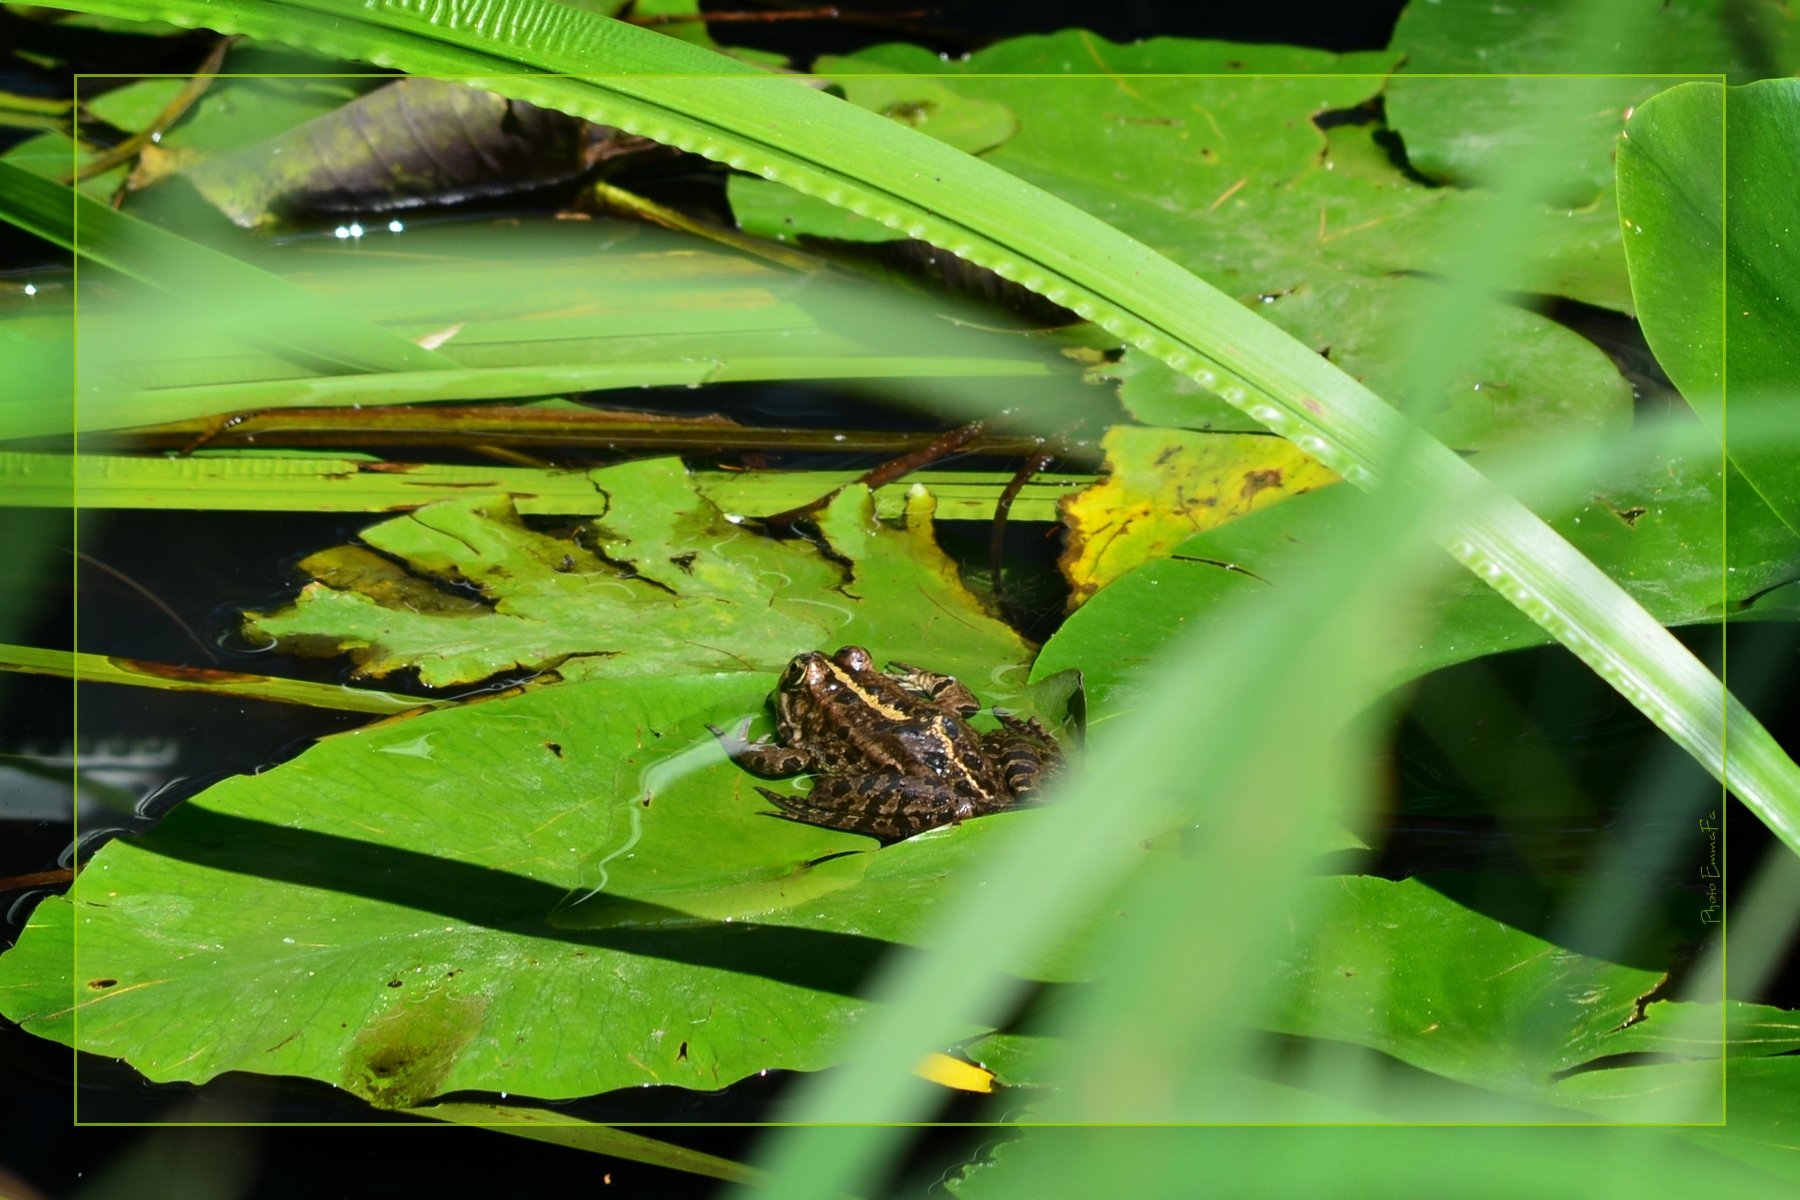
[245,456,1033,694]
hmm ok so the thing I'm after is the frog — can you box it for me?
[707,646,1063,840]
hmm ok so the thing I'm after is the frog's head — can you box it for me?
[774,646,877,727]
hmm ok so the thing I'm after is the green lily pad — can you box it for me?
[964,873,1757,1118]
[1387,0,1800,203]
[0,672,1086,1106]
[1,448,1085,1105]
[1587,998,1800,1059]
[84,78,185,134]
[245,457,1033,696]
[1036,445,1800,716]
[1266,876,1666,1096]
[731,35,1634,444]
[1617,80,1800,538]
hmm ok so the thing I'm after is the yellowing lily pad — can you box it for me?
[1060,425,1339,606]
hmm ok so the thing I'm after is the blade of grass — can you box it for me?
[0,453,1082,521]
[409,1104,770,1188]
[1,643,435,714]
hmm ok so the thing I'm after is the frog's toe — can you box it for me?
[705,717,752,745]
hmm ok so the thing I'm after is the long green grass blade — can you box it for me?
[1,643,432,713]
[412,1104,768,1186]
[0,452,1081,520]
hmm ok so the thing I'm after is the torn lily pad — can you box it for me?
[245,456,1032,692]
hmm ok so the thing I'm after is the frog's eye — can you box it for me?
[837,646,872,671]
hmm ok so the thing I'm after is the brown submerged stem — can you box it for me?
[94,405,1084,461]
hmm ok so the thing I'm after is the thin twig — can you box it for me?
[73,550,219,664]
[66,35,237,187]
[759,417,988,528]
[988,448,1056,610]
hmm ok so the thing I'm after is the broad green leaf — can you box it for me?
[1587,999,1800,1059]
[735,38,1637,432]
[84,78,185,132]
[243,457,1034,692]
[0,673,1076,1105]
[1617,80,1800,537]
[1265,876,1672,1104]
[1387,0,1799,201]
[1038,439,1800,716]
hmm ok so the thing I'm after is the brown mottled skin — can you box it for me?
[708,646,1062,840]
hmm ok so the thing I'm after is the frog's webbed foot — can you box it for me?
[756,775,984,841]
[707,718,811,777]
[884,661,981,718]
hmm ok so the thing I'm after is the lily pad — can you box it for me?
[0,672,1087,1106]
[1266,876,1667,1098]
[729,34,1637,441]
[1617,80,1800,538]
[245,457,1034,695]
[1036,445,1800,716]
[967,875,1759,1119]
[1387,0,1800,203]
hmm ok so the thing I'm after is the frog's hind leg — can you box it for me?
[756,776,977,841]
[983,712,1064,799]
